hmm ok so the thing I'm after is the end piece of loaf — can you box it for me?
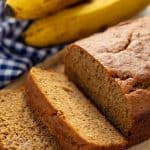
[25,67,127,150]
[65,16,150,146]
[0,89,60,150]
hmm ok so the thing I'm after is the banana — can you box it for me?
[24,0,150,47]
[5,0,82,19]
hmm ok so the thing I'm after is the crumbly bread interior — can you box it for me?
[65,17,150,137]
[65,47,130,136]
[28,68,127,148]
[0,89,60,150]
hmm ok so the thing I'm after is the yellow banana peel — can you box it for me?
[5,0,81,19]
[24,0,150,47]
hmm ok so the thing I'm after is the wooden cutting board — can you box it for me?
[2,6,150,150]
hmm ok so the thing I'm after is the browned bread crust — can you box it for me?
[25,68,127,150]
[65,17,150,146]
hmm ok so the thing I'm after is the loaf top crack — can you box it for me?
[65,16,150,145]
[74,16,150,94]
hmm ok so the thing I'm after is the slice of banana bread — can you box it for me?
[65,16,150,146]
[0,89,60,150]
[25,67,127,150]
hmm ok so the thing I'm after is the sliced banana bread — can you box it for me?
[25,67,127,150]
[65,16,150,146]
[0,89,60,150]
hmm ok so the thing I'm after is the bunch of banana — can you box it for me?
[5,0,82,19]
[23,0,150,47]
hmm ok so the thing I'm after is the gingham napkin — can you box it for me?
[0,1,63,88]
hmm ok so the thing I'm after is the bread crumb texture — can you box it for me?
[29,68,127,148]
[0,89,60,150]
[65,16,150,145]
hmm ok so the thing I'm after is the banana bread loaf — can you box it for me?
[65,16,150,146]
[0,89,60,150]
[25,67,127,150]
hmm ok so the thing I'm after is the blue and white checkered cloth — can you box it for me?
[0,1,63,88]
